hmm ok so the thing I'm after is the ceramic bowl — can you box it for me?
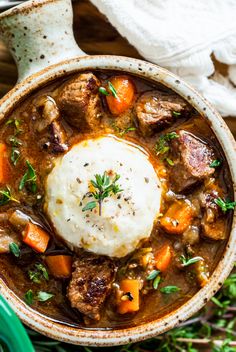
[0,0,235,346]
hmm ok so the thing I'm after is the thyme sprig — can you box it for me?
[82,171,123,216]
[0,186,19,205]
[214,198,236,213]
[155,132,179,166]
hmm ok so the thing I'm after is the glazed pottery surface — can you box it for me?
[0,0,235,346]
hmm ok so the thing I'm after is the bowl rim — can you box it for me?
[0,55,236,346]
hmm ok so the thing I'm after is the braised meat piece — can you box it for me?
[67,254,115,321]
[56,73,102,130]
[170,130,215,192]
[135,90,191,136]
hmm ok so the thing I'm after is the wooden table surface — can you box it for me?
[0,0,235,137]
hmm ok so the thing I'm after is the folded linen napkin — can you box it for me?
[90,0,236,117]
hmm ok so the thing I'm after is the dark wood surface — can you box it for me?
[0,0,235,137]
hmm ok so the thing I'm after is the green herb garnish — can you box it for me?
[112,123,136,137]
[82,172,123,216]
[24,289,34,305]
[160,286,180,294]
[147,270,161,289]
[214,198,236,213]
[147,270,160,281]
[165,157,174,166]
[98,86,110,96]
[153,275,161,290]
[11,148,20,166]
[19,160,37,193]
[37,291,54,302]
[0,186,19,205]
[6,119,23,135]
[155,132,179,155]
[180,255,203,267]
[210,159,221,168]
[172,111,181,117]
[108,81,118,99]
[28,263,49,284]
[9,242,20,257]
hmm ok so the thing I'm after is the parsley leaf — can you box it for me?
[160,286,180,294]
[9,242,20,257]
[37,291,54,302]
[19,160,37,193]
[28,263,49,284]
[214,198,236,213]
[82,172,123,216]
[0,186,19,205]
[180,255,203,267]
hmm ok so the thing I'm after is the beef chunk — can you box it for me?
[67,254,115,321]
[57,73,102,130]
[202,218,226,240]
[170,130,215,192]
[135,90,191,136]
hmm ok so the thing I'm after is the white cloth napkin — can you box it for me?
[90,0,236,117]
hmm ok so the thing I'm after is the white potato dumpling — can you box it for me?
[45,136,162,257]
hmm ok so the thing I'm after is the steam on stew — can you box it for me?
[0,71,234,329]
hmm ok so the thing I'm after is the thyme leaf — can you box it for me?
[19,160,37,193]
[108,81,118,99]
[210,159,222,168]
[160,286,180,294]
[0,186,19,205]
[214,198,236,213]
[82,172,123,216]
[37,291,54,302]
[9,242,20,257]
[180,255,203,267]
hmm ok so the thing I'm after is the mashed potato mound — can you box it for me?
[45,136,162,257]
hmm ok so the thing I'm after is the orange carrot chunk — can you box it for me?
[155,244,172,272]
[106,76,135,115]
[45,255,72,278]
[118,279,140,314]
[23,222,50,253]
[0,143,10,184]
[160,200,194,235]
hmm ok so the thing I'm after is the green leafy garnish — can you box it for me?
[155,132,179,155]
[153,275,161,290]
[172,111,181,117]
[24,289,34,305]
[147,270,160,281]
[214,198,236,213]
[82,172,123,216]
[28,263,49,284]
[108,81,118,99]
[160,286,180,294]
[19,160,37,193]
[0,186,19,205]
[210,159,221,168]
[180,255,203,267]
[9,242,20,257]
[6,119,23,135]
[37,291,54,302]
[146,270,161,289]
[112,123,136,137]
[98,87,110,96]
[10,148,20,166]
[165,157,174,166]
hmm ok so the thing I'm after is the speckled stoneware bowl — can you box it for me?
[0,0,235,347]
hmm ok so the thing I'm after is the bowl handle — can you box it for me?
[0,0,85,82]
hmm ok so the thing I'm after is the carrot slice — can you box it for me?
[155,244,172,272]
[0,143,10,183]
[160,201,194,235]
[45,255,72,278]
[118,279,140,314]
[23,222,50,253]
[106,76,135,115]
